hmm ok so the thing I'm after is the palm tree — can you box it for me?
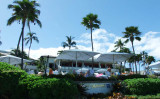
[128,56,135,72]
[119,47,131,72]
[81,13,101,52]
[27,1,42,33]
[25,32,39,58]
[146,56,155,65]
[10,48,28,59]
[7,0,41,69]
[135,54,142,74]
[114,39,124,51]
[146,56,155,74]
[57,50,64,55]
[81,13,101,69]
[62,36,76,49]
[140,51,148,66]
[123,26,141,73]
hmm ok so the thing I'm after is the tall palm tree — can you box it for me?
[25,32,39,58]
[123,26,141,73]
[81,13,101,52]
[62,36,76,49]
[81,13,101,69]
[27,1,42,33]
[7,0,41,69]
[114,39,124,51]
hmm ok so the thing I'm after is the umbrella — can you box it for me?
[56,49,99,67]
[96,52,133,67]
[149,61,160,68]
[0,55,31,65]
[95,69,107,73]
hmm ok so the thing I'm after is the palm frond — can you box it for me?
[135,37,141,41]
[7,16,17,25]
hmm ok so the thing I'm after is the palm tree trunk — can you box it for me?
[124,61,126,72]
[120,62,122,74]
[16,33,22,56]
[131,41,137,74]
[139,62,141,74]
[21,19,26,69]
[91,27,94,69]
[132,63,134,73]
[28,41,32,58]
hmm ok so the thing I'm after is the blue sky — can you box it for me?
[1,0,160,60]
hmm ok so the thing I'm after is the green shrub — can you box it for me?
[123,78,160,95]
[0,62,27,99]
[117,74,147,80]
[19,75,79,99]
[147,75,158,79]
[0,62,21,71]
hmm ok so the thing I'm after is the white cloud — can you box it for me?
[134,31,160,59]
[27,29,160,60]
[25,47,67,59]
[77,29,120,53]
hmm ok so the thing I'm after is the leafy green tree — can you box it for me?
[114,39,125,51]
[123,26,141,73]
[7,0,41,69]
[25,32,39,58]
[37,56,48,75]
[62,36,76,49]
[10,48,28,59]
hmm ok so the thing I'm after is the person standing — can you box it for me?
[49,65,53,75]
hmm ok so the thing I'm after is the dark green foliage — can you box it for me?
[123,78,160,95]
[19,75,79,99]
[62,36,76,49]
[0,62,27,99]
[0,62,80,99]
[117,74,147,80]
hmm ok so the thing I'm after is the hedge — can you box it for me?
[0,62,27,99]
[0,62,80,99]
[18,75,79,99]
[117,74,147,80]
[123,78,160,95]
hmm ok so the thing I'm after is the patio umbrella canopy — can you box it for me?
[95,69,107,73]
[76,68,89,74]
[0,55,31,65]
[149,61,160,68]
[96,52,133,63]
[56,49,99,67]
